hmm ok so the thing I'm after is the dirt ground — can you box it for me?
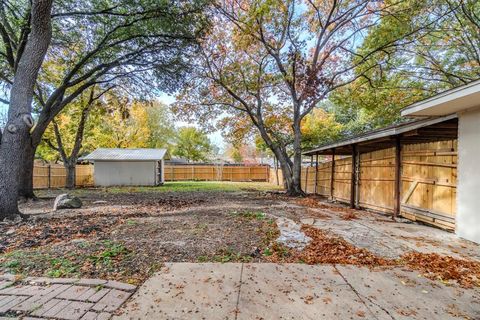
[1,182,480,292]
[1,183,284,284]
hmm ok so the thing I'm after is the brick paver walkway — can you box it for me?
[0,275,136,320]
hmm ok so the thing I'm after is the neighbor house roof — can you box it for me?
[401,79,480,117]
[303,114,458,156]
[82,148,170,161]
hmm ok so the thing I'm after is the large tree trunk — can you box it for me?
[0,0,53,219]
[65,162,76,189]
[271,145,304,197]
[255,121,304,196]
[289,121,304,196]
[18,142,37,200]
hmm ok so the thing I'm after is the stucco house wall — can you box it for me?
[457,106,480,243]
[94,161,157,187]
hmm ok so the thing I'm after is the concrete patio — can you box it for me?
[114,263,480,320]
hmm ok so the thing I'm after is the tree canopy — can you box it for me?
[173,127,213,162]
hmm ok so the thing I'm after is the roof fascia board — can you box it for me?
[303,114,457,155]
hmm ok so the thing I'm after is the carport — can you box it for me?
[303,115,458,231]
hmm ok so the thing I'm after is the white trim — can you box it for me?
[402,80,480,116]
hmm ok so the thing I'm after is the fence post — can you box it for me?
[350,145,357,209]
[192,166,195,180]
[330,149,335,200]
[393,136,402,220]
[47,164,51,189]
[304,167,309,193]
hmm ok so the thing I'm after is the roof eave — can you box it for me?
[303,114,457,156]
[401,79,480,117]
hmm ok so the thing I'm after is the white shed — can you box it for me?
[83,148,170,187]
[402,79,480,244]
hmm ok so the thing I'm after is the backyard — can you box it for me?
[0,182,479,318]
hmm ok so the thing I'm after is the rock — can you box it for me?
[276,217,312,250]
[93,200,108,204]
[250,247,261,258]
[53,193,82,210]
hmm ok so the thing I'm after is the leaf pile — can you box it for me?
[298,225,393,266]
[401,252,480,288]
[296,197,359,220]
[296,197,331,209]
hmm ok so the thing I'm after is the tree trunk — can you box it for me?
[65,162,76,189]
[18,141,37,200]
[0,0,53,219]
[289,120,304,196]
[270,145,304,197]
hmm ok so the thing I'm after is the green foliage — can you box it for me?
[212,248,252,263]
[230,148,243,163]
[230,210,266,221]
[173,127,213,162]
[337,0,480,136]
[86,181,282,194]
[301,108,344,149]
[47,258,79,278]
[37,93,177,161]
[88,241,129,267]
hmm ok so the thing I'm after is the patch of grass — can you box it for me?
[126,219,138,226]
[200,248,253,263]
[193,223,209,234]
[263,248,273,256]
[84,181,281,194]
[47,258,79,278]
[230,210,266,220]
[213,248,253,263]
[0,250,48,275]
[88,241,129,267]
[197,255,210,262]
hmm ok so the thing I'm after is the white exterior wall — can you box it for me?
[457,106,480,243]
[94,161,157,186]
[160,159,165,184]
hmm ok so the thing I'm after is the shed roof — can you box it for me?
[83,148,170,161]
[303,114,458,156]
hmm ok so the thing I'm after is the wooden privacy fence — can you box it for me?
[164,165,270,182]
[299,139,457,230]
[33,164,271,189]
[33,164,94,189]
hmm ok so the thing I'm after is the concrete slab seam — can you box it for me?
[334,265,396,320]
[234,263,244,320]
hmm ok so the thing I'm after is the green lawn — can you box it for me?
[78,181,283,194]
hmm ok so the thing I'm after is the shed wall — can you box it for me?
[94,161,156,186]
[457,107,480,243]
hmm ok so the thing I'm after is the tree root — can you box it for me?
[1,212,30,223]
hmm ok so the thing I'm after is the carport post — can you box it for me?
[330,148,335,200]
[314,154,319,194]
[350,145,357,209]
[393,136,402,220]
